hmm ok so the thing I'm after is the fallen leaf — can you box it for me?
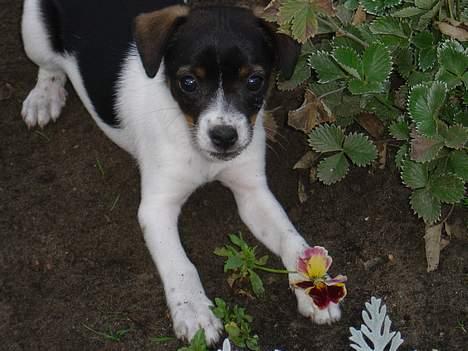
[410,130,444,162]
[288,90,335,134]
[352,5,366,26]
[356,113,385,139]
[263,110,279,143]
[440,238,450,251]
[315,0,335,16]
[309,167,318,183]
[424,223,442,272]
[436,20,468,41]
[293,151,320,169]
[298,179,308,204]
[376,142,387,169]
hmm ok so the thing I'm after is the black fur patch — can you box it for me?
[39,0,182,127]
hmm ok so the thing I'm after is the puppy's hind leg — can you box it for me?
[22,68,67,128]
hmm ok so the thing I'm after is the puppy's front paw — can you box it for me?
[295,288,341,324]
[169,294,223,345]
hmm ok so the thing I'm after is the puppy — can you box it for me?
[21,0,341,344]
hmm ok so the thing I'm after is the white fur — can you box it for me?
[21,0,341,344]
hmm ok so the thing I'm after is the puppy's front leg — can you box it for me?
[138,175,222,344]
[220,170,341,324]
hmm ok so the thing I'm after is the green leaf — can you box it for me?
[418,47,436,71]
[401,160,428,189]
[277,54,311,90]
[343,133,377,166]
[309,51,347,83]
[412,32,434,49]
[438,40,468,78]
[279,0,318,43]
[360,0,402,15]
[435,68,463,90]
[317,152,350,185]
[308,124,345,152]
[248,270,265,297]
[448,150,468,181]
[394,47,415,78]
[214,247,231,257]
[333,47,363,79]
[396,144,409,169]
[415,0,437,10]
[442,124,468,149]
[408,81,447,137]
[410,133,445,163]
[369,17,407,38]
[362,43,393,82]
[348,80,385,94]
[392,6,426,17]
[229,233,244,248]
[410,188,441,224]
[389,118,410,140]
[224,256,243,272]
[429,174,466,204]
[256,255,269,266]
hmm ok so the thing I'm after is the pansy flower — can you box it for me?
[292,246,347,309]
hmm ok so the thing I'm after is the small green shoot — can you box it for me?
[150,335,176,344]
[457,320,467,334]
[34,130,50,142]
[177,329,208,351]
[95,158,105,177]
[214,233,290,298]
[110,193,121,211]
[212,298,259,351]
[83,324,130,342]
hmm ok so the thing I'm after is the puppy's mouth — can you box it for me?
[209,149,243,161]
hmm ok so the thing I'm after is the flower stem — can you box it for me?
[317,16,369,48]
[255,266,296,274]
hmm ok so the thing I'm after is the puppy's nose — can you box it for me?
[209,126,238,150]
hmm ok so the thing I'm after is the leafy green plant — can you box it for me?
[211,298,260,351]
[177,329,209,351]
[83,324,130,342]
[262,0,467,269]
[263,1,467,221]
[214,233,289,297]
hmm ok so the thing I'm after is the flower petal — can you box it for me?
[308,282,331,309]
[306,255,329,278]
[301,246,333,275]
[325,274,348,285]
[328,283,347,304]
[293,280,316,290]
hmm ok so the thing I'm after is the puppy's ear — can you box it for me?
[254,8,301,80]
[134,5,189,78]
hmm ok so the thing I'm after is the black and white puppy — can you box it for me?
[21,0,341,344]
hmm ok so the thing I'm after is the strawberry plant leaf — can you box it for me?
[418,48,437,71]
[317,152,350,185]
[412,32,434,49]
[437,40,468,78]
[348,80,385,94]
[309,51,347,83]
[442,124,468,149]
[401,160,428,189]
[415,0,437,10]
[448,150,468,181]
[410,132,444,163]
[389,118,410,140]
[343,133,378,166]
[392,6,426,17]
[333,47,363,79]
[362,43,393,83]
[360,0,402,15]
[369,17,407,38]
[408,81,447,137]
[308,124,345,152]
[429,174,466,204]
[410,188,441,224]
[279,0,318,43]
[396,144,409,169]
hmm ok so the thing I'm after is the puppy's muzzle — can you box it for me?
[209,125,238,151]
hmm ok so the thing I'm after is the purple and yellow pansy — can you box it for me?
[293,246,347,310]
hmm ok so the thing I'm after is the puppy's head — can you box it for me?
[134,4,299,161]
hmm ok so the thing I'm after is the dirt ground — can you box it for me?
[1,1,467,350]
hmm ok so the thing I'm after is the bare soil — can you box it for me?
[1,1,467,350]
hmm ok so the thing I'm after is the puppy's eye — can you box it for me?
[246,74,264,92]
[179,75,198,93]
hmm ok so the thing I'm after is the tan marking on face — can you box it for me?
[184,114,195,126]
[250,113,258,126]
[193,67,206,79]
